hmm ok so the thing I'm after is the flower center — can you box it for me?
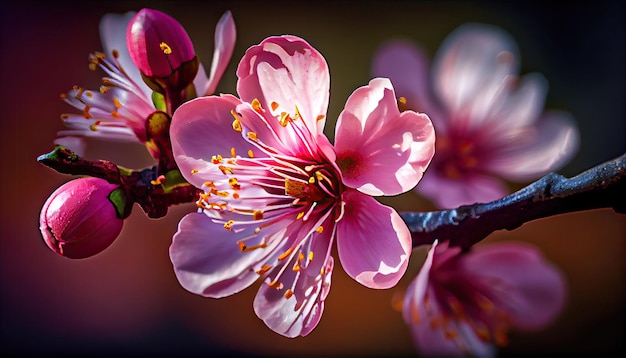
[336,150,363,180]
[435,135,480,180]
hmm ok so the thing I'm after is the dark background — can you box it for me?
[1,1,624,356]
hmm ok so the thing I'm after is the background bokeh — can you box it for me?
[1,0,624,356]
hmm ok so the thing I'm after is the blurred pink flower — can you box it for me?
[56,9,236,155]
[39,177,126,259]
[169,35,435,337]
[404,240,566,357]
[372,23,580,208]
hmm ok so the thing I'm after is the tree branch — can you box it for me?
[401,153,626,248]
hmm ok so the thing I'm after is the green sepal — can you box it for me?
[152,91,167,112]
[108,188,129,219]
[162,169,190,193]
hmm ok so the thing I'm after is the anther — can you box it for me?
[247,149,254,158]
[251,98,263,113]
[271,101,279,111]
[253,210,264,220]
[284,289,294,299]
[247,132,258,142]
[224,220,235,231]
[160,42,172,55]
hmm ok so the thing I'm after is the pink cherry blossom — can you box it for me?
[404,240,566,357]
[169,35,435,337]
[55,9,236,155]
[372,23,580,208]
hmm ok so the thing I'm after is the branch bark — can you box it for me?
[401,153,626,248]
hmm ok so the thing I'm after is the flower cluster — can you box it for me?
[37,7,577,357]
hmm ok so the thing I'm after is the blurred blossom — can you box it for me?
[39,177,126,259]
[372,23,580,208]
[404,240,566,357]
[55,9,236,156]
[168,35,435,337]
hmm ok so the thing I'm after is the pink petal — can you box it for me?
[169,213,264,298]
[485,111,580,181]
[370,39,438,113]
[254,257,333,338]
[170,94,257,188]
[202,10,236,96]
[417,169,508,208]
[335,78,435,196]
[433,23,519,127]
[99,11,152,100]
[336,189,411,289]
[462,242,567,330]
[237,35,330,137]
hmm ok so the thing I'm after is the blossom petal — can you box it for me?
[417,170,508,208]
[485,111,580,181]
[254,257,333,338]
[170,94,257,188]
[336,189,411,288]
[200,10,237,96]
[335,78,435,196]
[169,212,264,298]
[99,11,152,100]
[237,35,330,137]
[463,242,567,330]
[370,39,438,114]
[433,23,519,127]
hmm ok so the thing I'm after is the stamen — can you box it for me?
[277,247,294,260]
[230,147,236,158]
[228,177,240,190]
[211,155,223,164]
[253,210,264,220]
[231,110,242,132]
[316,114,325,122]
[160,42,172,55]
[191,168,199,174]
[247,132,258,142]
[315,226,323,233]
[83,105,92,119]
[255,264,272,275]
[113,98,122,108]
[224,220,235,231]
[89,121,100,131]
[251,98,263,113]
[284,289,293,299]
[279,112,291,126]
[238,240,267,252]
[271,101,279,111]
[247,149,254,158]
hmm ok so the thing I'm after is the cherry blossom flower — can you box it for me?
[404,240,566,357]
[169,35,436,337]
[371,23,580,208]
[56,9,236,156]
[39,177,127,259]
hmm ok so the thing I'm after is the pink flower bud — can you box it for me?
[39,177,126,259]
[126,8,195,78]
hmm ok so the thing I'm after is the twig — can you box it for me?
[401,153,626,248]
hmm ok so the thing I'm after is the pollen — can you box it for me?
[284,289,294,299]
[251,98,263,113]
[224,220,235,231]
[315,226,323,233]
[308,251,314,261]
[308,177,315,184]
[218,165,234,174]
[160,42,172,55]
[247,131,258,142]
[211,155,223,164]
[229,177,240,190]
[231,110,242,132]
[285,178,307,197]
[296,212,305,220]
[247,149,254,158]
[191,168,199,174]
[279,112,291,127]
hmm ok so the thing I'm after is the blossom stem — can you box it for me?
[37,146,201,219]
[402,153,626,248]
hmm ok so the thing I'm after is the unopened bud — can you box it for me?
[126,8,197,80]
[39,177,127,259]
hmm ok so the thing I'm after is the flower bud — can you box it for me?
[39,177,127,259]
[126,8,197,79]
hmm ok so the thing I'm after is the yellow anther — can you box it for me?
[251,98,263,113]
[224,220,235,231]
[253,210,264,220]
[111,110,120,118]
[277,247,294,260]
[308,177,315,184]
[308,251,314,261]
[398,97,407,105]
[238,241,267,252]
[230,147,236,158]
[160,42,172,55]
[284,289,294,299]
[233,192,240,199]
[89,120,100,131]
[218,165,234,174]
[271,101,279,111]
[247,149,254,158]
[285,178,307,197]
[294,105,302,120]
[296,212,305,220]
[228,177,240,190]
[247,131,258,142]
[255,264,272,275]
[315,226,323,233]
[191,168,199,174]
[315,171,324,181]
[85,91,93,98]
[211,155,223,164]
[316,114,325,122]
[231,110,242,132]
[113,98,122,108]
[100,86,110,94]
[204,181,215,188]
[279,112,290,127]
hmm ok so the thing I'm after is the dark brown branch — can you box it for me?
[401,153,626,248]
